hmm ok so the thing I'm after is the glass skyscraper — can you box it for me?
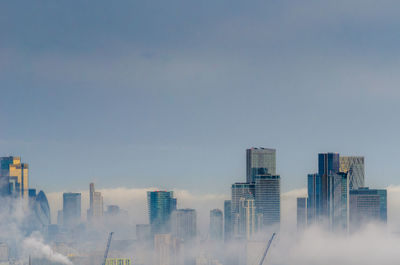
[328,172,349,232]
[224,200,232,242]
[318,153,340,216]
[340,156,365,190]
[0,156,29,198]
[63,192,81,226]
[147,191,177,235]
[254,175,280,227]
[307,173,321,224]
[246,148,276,183]
[349,187,387,232]
[209,209,223,241]
[297,197,307,230]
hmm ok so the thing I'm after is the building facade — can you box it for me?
[147,191,177,235]
[328,172,349,232]
[0,156,29,198]
[340,156,365,190]
[87,183,103,222]
[171,208,197,242]
[224,200,232,242]
[318,153,340,217]
[297,197,307,230]
[63,193,81,226]
[210,209,223,241]
[246,148,276,183]
[254,175,280,227]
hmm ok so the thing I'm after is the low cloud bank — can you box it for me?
[47,185,400,237]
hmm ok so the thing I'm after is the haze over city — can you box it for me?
[2,1,400,265]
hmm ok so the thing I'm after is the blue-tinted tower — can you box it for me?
[147,191,177,235]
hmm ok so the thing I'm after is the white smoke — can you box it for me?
[22,233,73,265]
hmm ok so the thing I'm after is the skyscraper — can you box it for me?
[237,198,260,239]
[246,148,276,183]
[349,187,387,231]
[171,208,197,242]
[297,197,307,230]
[231,183,255,217]
[254,175,280,227]
[0,156,29,198]
[147,191,177,235]
[209,209,223,241]
[224,200,232,242]
[87,183,103,222]
[340,156,365,190]
[328,172,349,232]
[34,190,51,226]
[307,173,321,224]
[63,193,81,226]
[318,153,340,216]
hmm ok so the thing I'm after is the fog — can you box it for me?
[1,186,400,265]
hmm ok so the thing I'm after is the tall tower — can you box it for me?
[0,156,29,198]
[209,209,223,241]
[63,192,81,226]
[147,191,177,235]
[224,200,232,242]
[171,208,197,242]
[254,175,281,227]
[318,153,340,216]
[87,183,103,221]
[246,148,276,183]
[340,156,365,190]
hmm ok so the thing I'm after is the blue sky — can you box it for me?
[1,0,400,194]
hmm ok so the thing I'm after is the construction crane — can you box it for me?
[258,233,276,265]
[101,232,114,265]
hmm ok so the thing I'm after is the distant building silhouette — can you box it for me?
[171,208,197,242]
[87,183,103,222]
[209,209,223,241]
[63,192,81,226]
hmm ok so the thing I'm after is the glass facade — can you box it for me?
[0,156,29,198]
[147,191,177,235]
[340,156,365,190]
[171,208,197,241]
[328,172,349,232]
[224,200,232,242]
[254,175,280,227]
[307,173,321,224]
[246,148,276,183]
[297,197,307,230]
[209,209,223,241]
[63,193,81,226]
[318,153,340,216]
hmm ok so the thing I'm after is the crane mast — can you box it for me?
[102,232,114,265]
[258,233,276,265]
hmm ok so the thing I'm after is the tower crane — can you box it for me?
[101,232,114,265]
[258,233,276,265]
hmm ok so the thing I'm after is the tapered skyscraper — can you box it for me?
[246,148,276,183]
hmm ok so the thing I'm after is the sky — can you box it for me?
[1,0,400,195]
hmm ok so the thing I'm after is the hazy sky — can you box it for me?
[1,0,400,194]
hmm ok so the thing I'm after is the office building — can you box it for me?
[0,156,29,198]
[246,148,276,183]
[254,175,280,227]
[63,193,81,226]
[87,183,103,222]
[147,191,177,235]
[224,200,232,242]
[231,183,255,216]
[328,172,349,232]
[307,173,321,224]
[318,153,340,216]
[34,190,51,226]
[171,208,197,242]
[154,234,172,265]
[340,156,365,190]
[238,198,259,239]
[349,187,387,231]
[297,197,307,230]
[210,209,223,241]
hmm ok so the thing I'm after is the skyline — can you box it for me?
[2,0,400,194]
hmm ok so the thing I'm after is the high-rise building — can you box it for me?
[63,193,81,226]
[87,183,103,222]
[307,173,321,224]
[154,234,172,265]
[246,148,276,183]
[209,209,223,241]
[147,191,177,235]
[0,156,29,198]
[297,197,307,230]
[328,172,349,232]
[254,175,280,227]
[171,209,197,242]
[231,183,255,216]
[318,153,340,216]
[349,187,387,231]
[340,156,365,190]
[224,200,232,242]
[238,198,260,239]
[34,190,51,226]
